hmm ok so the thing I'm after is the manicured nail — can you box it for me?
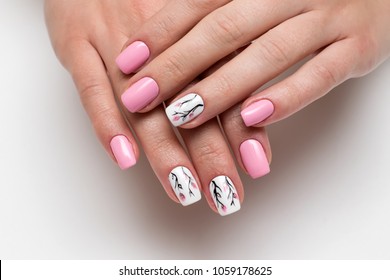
[169,166,202,206]
[110,135,136,170]
[241,99,274,127]
[165,93,204,127]
[209,176,241,216]
[121,77,159,113]
[240,139,270,179]
[116,41,150,74]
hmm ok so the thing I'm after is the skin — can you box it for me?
[120,0,390,128]
[44,0,272,215]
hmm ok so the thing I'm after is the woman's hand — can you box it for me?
[116,0,390,128]
[45,0,271,216]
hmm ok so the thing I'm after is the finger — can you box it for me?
[220,104,272,179]
[165,10,340,128]
[65,40,139,170]
[241,38,358,127]
[96,35,202,206]
[116,0,231,74]
[179,120,243,216]
[119,0,303,113]
[125,108,203,206]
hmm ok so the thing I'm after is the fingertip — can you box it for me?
[116,41,150,75]
[109,135,137,170]
[121,77,159,113]
[239,139,270,179]
[241,99,275,127]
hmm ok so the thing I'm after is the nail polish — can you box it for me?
[121,77,159,113]
[116,41,150,74]
[165,93,204,126]
[110,135,136,170]
[169,166,202,206]
[241,99,274,127]
[240,139,270,179]
[209,176,241,216]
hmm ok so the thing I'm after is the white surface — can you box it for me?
[1,1,390,259]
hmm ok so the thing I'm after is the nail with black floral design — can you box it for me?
[165,93,204,127]
[169,166,202,206]
[209,176,241,216]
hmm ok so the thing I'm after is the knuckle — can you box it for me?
[150,14,176,43]
[354,36,379,76]
[206,11,246,45]
[311,63,339,87]
[285,80,308,111]
[213,72,236,95]
[186,0,215,11]
[196,141,228,165]
[256,36,290,70]
[91,106,117,132]
[161,51,188,82]
[148,136,175,157]
[140,121,178,158]
[185,0,229,12]
[78,81,106,108]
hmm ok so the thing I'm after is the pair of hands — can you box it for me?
[45,0,390,216]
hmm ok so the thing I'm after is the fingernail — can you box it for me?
[169,166,202,206]
[209,176,241,216]
[240,139,270,179]
[165,93,204,127]
[121,77,159,113]
[110,135,136,170]
[241,99,274,127]
[116,41,150,74]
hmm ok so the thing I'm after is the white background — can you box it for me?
[1,1,390,259]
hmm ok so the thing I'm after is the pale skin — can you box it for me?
[119,0,390,128]
[44,0,272,215]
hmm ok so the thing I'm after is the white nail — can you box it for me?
[169,166,202,206]
[209,176,241,216]
[165,93,204,127]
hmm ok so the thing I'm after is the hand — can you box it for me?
[45,0,272,216]
[116,0,390,128]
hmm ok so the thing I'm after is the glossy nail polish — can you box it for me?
[169,166,202,206]
[165,93,204,126]
[241,99,274,127]
[240,139,270,179]
[116,41,150,74]
[110,135,136,170]
[121,77,159,113]
[209,176,241,216]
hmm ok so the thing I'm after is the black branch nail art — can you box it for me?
[170,173,183,191]
[182,167,195,197]
[167,94,204,123]
[170,167,199,203]
[225,176,237,206]
[211,176,239,214]
[211,180,225,211]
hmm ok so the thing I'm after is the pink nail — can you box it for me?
[116,41,150,74]
[240,139,270,179]
[121,77,159,113]
[241,99,274,127]
[110,135,136,170]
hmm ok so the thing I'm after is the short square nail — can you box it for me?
[241,99,274,127]
[169,166,202,206]
[116,41,150,74]
[240,139,270,179]
[121,77,159,113]
[110,135,136,170]
[209,176,241,216]
[165,93,204,126]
